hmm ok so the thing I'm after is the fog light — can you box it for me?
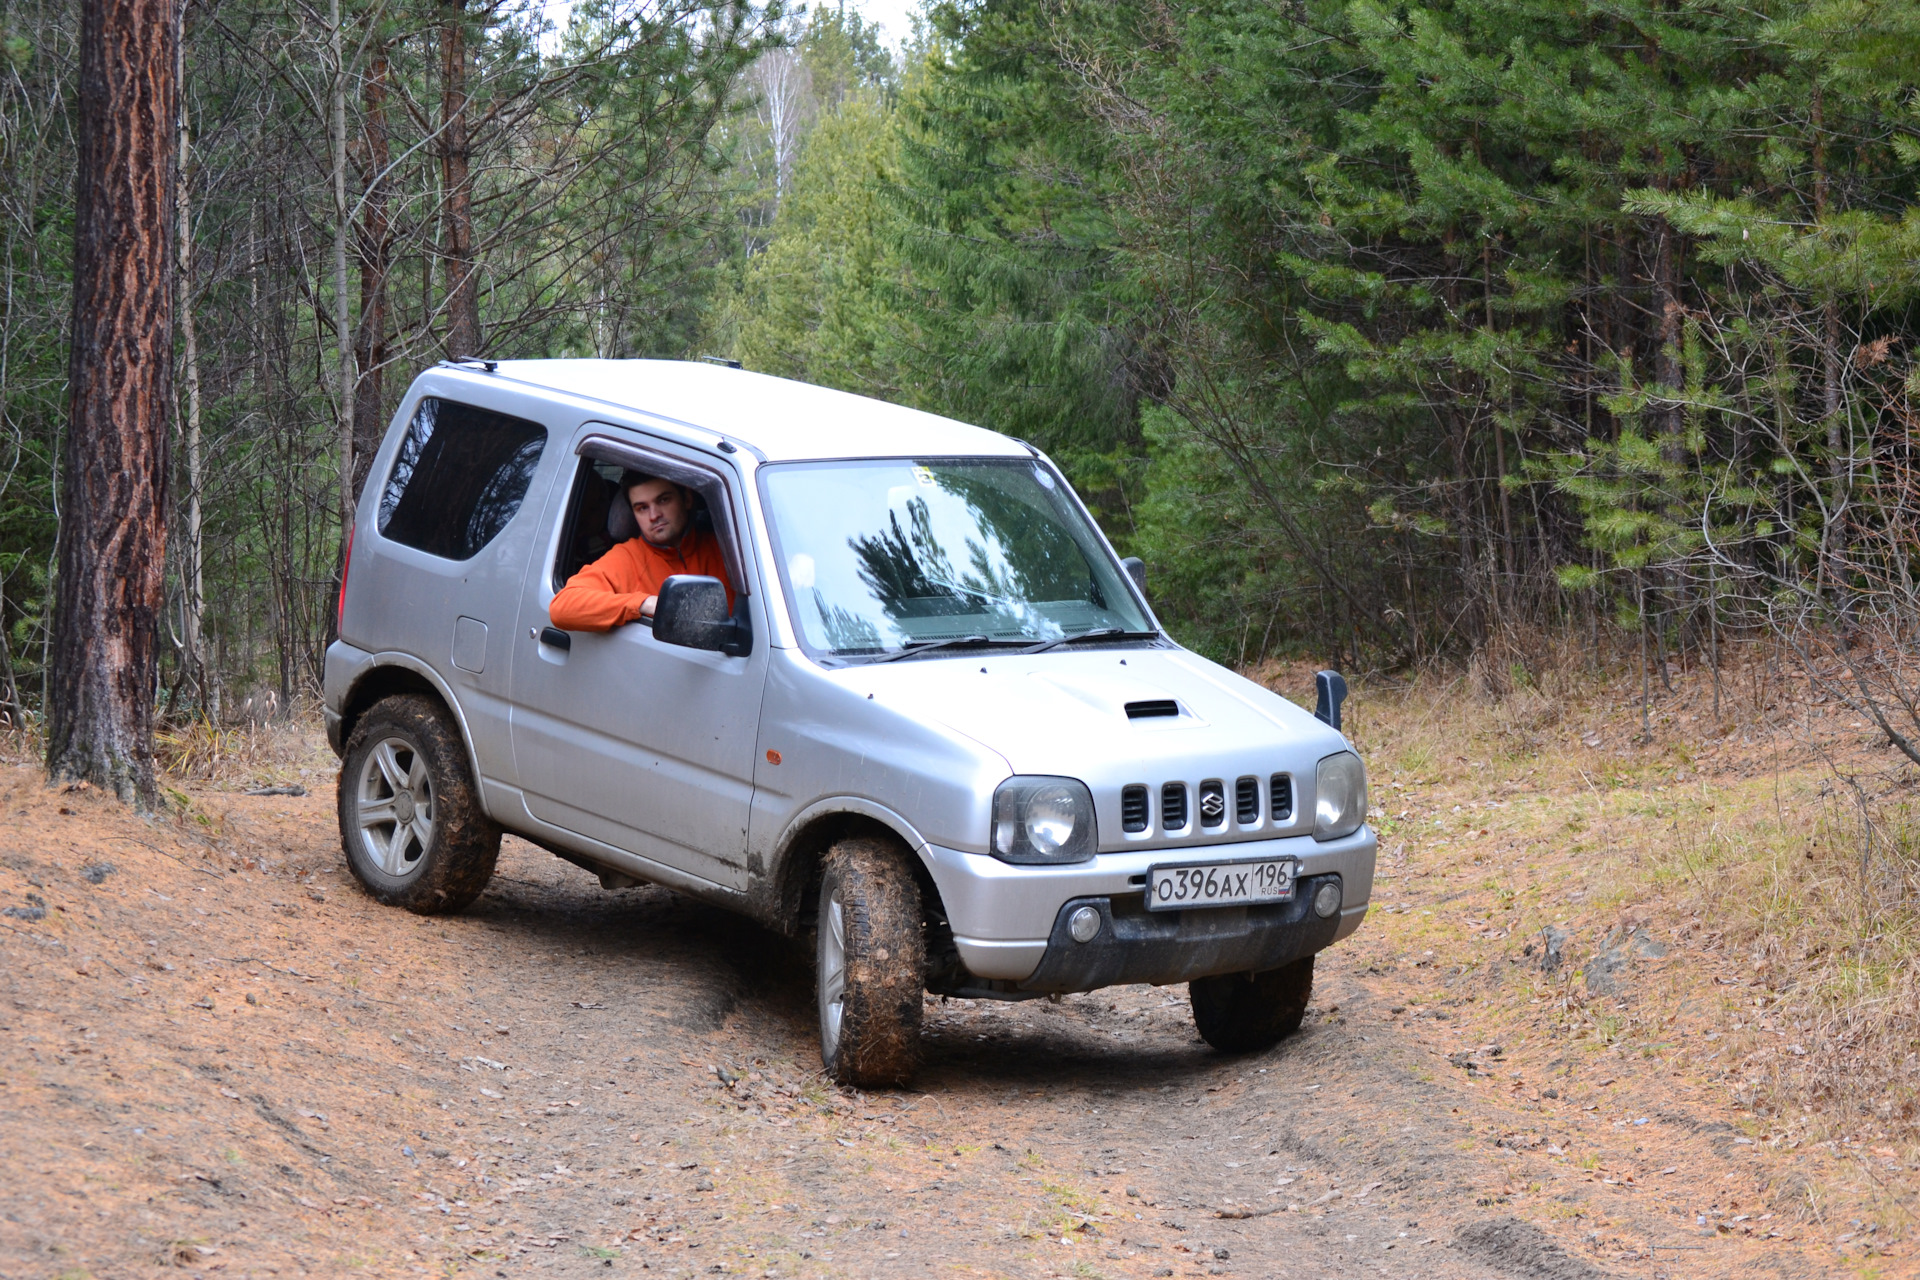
[1068,905,1102,943]
[1312,881,1342,919]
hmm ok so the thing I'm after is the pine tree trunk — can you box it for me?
[325,0,353,648]
[1653,213,1683,457]
[1484,236,1514,615]
[352,43,392,500]
[1813,80,1847,606]
[440,0,479,357]
[48,0,176,807]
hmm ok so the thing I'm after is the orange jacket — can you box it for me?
[548,528,733,632]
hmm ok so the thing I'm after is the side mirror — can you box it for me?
[1313,670,1348,730]
[1120,556,1147,595]
[653,575,751,656]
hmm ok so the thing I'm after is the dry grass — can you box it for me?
[1266,642,1920,1152]
[154,701,332,790]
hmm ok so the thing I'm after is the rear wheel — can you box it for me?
[816,837,924,1087]
[338,694,499,914]
[1189,955,1315,1053]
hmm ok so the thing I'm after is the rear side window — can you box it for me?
[378,397,547,560]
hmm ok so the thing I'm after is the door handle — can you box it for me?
[538,626,571,652]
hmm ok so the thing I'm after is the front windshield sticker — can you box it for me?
[761,458,1151,658]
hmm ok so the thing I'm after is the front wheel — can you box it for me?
[816,837,925,1087]
[1190,955,1315,1053]
[338,694,500,914]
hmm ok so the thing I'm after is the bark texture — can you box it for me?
[440,0,479,358]
[48,0,176,807]
[351,44,393,500]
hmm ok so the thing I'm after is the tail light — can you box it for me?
[336,524,354,633]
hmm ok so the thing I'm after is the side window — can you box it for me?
[553,451,734,591]
[378,397,547,561]
[552,459,626,590]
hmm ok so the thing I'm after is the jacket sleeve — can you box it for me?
[548,549,648,632]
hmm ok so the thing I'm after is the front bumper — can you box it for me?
[920,826,1374,983]
[1017,874,1344,993]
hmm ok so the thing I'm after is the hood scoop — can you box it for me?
[1124,699,1181,720]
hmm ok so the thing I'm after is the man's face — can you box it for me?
[628,478,692,547]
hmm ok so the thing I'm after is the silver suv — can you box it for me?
[325,359,1375,1085]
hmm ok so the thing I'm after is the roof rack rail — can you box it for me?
[697,355,743,369]
[445,356,498,372]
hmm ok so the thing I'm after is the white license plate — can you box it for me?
[1146,857,1296,911]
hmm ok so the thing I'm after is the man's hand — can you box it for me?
[639,594,659,621]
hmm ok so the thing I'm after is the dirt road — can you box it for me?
[0,745,1864,1280]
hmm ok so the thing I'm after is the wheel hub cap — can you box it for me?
[819,890,847,1062]
[356,736,434,878]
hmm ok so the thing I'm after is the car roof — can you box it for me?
[484,359,1031,463]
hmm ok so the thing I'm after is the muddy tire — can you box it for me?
[338,694,499,915]
[816,837,925,1087]
[1189,955,1314,1053]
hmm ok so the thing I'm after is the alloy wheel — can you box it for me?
[818,888,848,1060]
[355,736,435,877]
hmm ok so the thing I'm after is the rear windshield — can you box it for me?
[378,398,547,560]
[759,457,1149,657]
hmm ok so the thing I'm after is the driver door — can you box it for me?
[507,433,767,891]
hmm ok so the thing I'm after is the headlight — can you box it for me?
[991,776,1097,864]
[1313,751,1368,841]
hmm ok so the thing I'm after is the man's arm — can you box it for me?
[549,547,649,632]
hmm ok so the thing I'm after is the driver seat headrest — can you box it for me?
[607,494,638,543]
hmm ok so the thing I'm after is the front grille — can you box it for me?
[1125,699,1180,719]
[1235,776,1260,824]
[1121,784,1150,833]
[1198,779,1227,827]
[1160,782,1188,830]
[1270,773,1294,821]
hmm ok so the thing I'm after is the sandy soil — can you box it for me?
[0,688,1904,1280]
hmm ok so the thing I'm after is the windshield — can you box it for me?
[760,458,1153,658]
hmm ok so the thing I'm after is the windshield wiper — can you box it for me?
[867,635,1030,663]
[1020,627,1161,655]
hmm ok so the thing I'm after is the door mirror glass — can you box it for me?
[653,575,734,652]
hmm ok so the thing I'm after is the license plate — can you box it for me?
[1146,857,1296,911]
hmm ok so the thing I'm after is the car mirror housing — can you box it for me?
[1313,670,1347,729]
[653,575,751,656]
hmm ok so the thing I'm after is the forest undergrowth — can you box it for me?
[1289,638,1920,1155]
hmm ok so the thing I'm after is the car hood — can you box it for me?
[835,645,1349,776]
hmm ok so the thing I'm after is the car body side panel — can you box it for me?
[484,782,743,906]
[321,642,530,819]
[339,373,577,791]
[746,648,1011,894]
[506,424,772,892]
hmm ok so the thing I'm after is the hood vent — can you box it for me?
[1125,699,1180,720]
